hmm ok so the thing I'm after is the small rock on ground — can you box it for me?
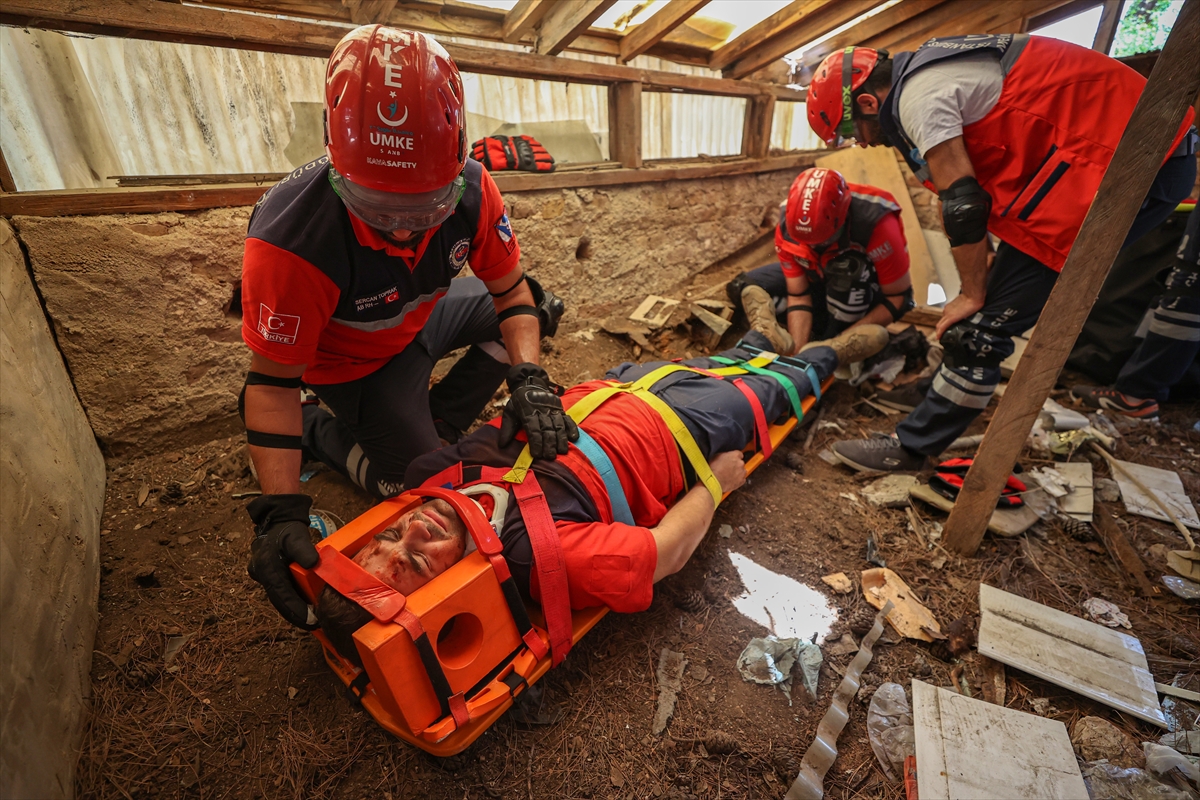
[1071,716,1145,769]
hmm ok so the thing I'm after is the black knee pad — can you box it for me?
[940,322,1009,370]
[525,276,565,338]
[726,273,751,307]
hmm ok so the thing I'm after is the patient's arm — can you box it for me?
[651,451,746,582]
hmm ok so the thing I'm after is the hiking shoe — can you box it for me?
[740,285,793,355]
[800,324,890,367]
[875,377,932,412]
[832,435,926,473]
[1069,385,1159,418]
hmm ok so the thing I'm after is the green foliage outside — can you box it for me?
[1111,0,1183,57]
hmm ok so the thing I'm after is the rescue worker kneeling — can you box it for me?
[314,325,887,663]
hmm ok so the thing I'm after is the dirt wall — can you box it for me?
[12,168,798,456]
[0,218,106,799]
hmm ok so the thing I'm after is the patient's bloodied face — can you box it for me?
[353,499,467,594]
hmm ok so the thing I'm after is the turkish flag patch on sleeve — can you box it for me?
[257,303,300,345]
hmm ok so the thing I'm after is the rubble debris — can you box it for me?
[629,295,679,329]
[1155,682,1200,703]
[936,616,976,660]
[826,633,859,656]
[978,584,1167,727]
[1082,597,1132,629]
[1101,450,1200,539]
[865,533,887,568]
[1161,575,1200,599]
[861,474,918,508]
[1096,477,1121,503]
[1039,397,1090,431]
[1080,761,1194,800]
[717,523,733,539]
[866,682,914,781]
[1143,742,1200,787]
[785,601,893,800]
[1166,549,1200,581]
[652,648,687,735]
[688,302,733,350]
[1071,716,1146,769]
[980,657,1006,706]
[1093,506,1159,596]
[861,568,942,642]
[137,483,150,507]
[820,572,853,594]
[162,634,190,666]
[913,679,1087,799]
[736,636,820,702]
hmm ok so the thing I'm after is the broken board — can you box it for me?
[977,584,1166,727]
[1054,462,1094,522]
[1113,459,1200,529]
[913,679,1088,800]
[816,146,936,306]
[909,483,1040,538]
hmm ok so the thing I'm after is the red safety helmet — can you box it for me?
[806,47,882,144]
[324,25,468,231]
[786,168,851,244]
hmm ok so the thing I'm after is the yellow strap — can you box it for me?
[503,364,723,506]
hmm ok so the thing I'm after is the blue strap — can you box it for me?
[573,428,635,526]
[733,344,823,402]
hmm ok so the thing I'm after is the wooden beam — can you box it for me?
[502,0,550,43]
[865,0,1068,54]
[342,0,398,25]
[941,0,1200,556]
[793,0,951,74]
[741,94,776,159]
[607,81,643,168]
[0,147,16,193]
[618,0,710,63]
[0,0,804,99]
[536,0,617,56]
[709,0,814,72]
[1093,0,1124,52]
[0,153,822,216]
[725,0,889,80]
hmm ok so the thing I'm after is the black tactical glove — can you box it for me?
[498,363,579,460]
[246,494,320,629]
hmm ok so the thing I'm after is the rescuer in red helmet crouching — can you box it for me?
[727,167,913,357]
[803,35,1197,473]
[240,26,576,629]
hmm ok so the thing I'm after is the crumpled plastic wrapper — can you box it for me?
[866,682,915,782]
[1082,597,1132,629]
[736,636,822,704]
[1144,741,1200,787]
[1080,761,1194,800]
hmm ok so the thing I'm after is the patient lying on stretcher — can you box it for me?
[319,328,887,666]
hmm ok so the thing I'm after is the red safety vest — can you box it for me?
[888,35,1195,272]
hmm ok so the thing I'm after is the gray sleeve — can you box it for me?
[895,55,1004,157]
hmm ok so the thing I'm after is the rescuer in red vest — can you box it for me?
[727,167,913,356]
[805,34,1197,473]
[240,26,576,629]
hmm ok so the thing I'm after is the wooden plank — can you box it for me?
[942,0,1200,556]
[741,94,776,159]
[0,0,795,99]
[725,0,889,80]
[618,0,710,63]
[793,0,950,74]
[912,679,1088,800]
[1093,0,1125,53]
[901,305,942,327]
[1111,459,1200,529]
[502,0,550,43]
[0,147,16,193]
[607,81,643,169]
[977,584,1166,727]
[1092,504,1159,596]
[535,0,617,56]
[864,0,1065,54]
[708,0,819,71]
[815,146,936,305]
[0,153,822,216]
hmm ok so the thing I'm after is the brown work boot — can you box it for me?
[740,285,793,355]
[799,324,889,367]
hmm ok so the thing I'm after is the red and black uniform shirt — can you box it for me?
[406,386,688,614]
[774,186,909,286]
[241,156,520,385]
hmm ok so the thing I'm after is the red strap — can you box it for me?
[522,628,549,660]
[423,462,463,489]
[448,693,470,727]
[313,547,407,624]
[731,378,772,458]
[511,472,573,667]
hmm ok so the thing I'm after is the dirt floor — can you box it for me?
[78,308,1200,800]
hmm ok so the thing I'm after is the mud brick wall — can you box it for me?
[12,168,800,456]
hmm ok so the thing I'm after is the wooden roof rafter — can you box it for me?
[618,0,711,63]
[535,0,617,56]
[793,0,952,74]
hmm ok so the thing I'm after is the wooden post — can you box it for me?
[942,0,1200,556]
[741,94,776,159]
[607,81,642,169]
[1093,0,1124,53]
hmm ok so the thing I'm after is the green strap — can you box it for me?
[709,356,805,421]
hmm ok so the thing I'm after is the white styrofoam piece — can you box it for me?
[1054,462,1093,522]
[913,679,1088,800]
[978,584,1166,727]
[1113,459,1200,529]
